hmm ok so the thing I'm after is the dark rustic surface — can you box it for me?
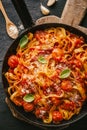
[0,0,87,130]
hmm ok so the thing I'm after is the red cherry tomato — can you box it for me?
[8,55,19,68]
[61,101,76,111]
[51,97,61,106]
[52,48,63,61]
[70,59,82,68]
[52,111,63,122]
[34,95,41,105]
[35,31,46,41]
[74,38,84,48]
[23,102,34,112]
[35,107,47,118]
[61,80,73,91]
[14,98,23,106]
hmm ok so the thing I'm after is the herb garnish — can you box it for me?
[60,68,71,79]
[23,94,34,102]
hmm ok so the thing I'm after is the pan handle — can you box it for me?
[11,0,34,29]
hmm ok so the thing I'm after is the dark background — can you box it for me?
[0,0,87,129]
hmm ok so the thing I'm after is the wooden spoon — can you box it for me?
[0,0,19,39]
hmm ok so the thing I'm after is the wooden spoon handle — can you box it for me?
[0,0,10,23]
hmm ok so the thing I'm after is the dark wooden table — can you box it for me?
[0,0,87,130]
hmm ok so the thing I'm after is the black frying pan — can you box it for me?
[2,22,87,130]
[1,1,87,129]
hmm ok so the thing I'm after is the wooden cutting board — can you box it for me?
[36,0,87,34]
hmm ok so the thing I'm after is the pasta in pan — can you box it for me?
[5,27,87,124]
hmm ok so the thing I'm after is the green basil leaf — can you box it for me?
[38,56,47,64]
[23,94,34,102]
[19,35,28,48]
[60,68,71,79]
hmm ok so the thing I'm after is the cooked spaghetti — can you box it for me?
[5,27,87,124]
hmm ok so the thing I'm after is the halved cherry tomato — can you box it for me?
[8,55,19,68]
[52,111,63,122]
